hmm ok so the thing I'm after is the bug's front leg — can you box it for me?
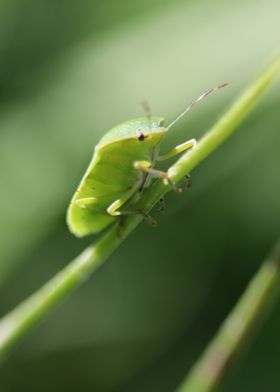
[133,161,182,193]
[157,138,197,161]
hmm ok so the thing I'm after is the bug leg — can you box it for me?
[137,209,157,226]
[184,174,192,189]
[107,196,157,226]
[134,161,182,193]
[75,197,98,208]
[152,139,196,192]
[107,184,140,216]
[107,190,157,227]
[159,197,166,212]
[157,138,197,161]
[107,197,130,216]
[116,210,156,236]
[117,215,126,237]
[120,209,157,226]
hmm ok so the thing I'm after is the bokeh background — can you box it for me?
[0,0,280,391]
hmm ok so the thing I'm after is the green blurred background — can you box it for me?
[0,0,280,391]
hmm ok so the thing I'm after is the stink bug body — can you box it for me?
[67,83,227,237]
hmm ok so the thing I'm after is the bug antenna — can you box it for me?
[141,100,152,129]
[167,83,228,130]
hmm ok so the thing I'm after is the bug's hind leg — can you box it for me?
[107,193,157,227]
[107,194,133,217]
[116,209,156,237]
[136,210,157,226]
[134,160,182,193]
[184,173,192,189]
[159,197,166,212]
[107,201,156,226]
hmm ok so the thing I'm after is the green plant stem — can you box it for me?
[0,55,280,362]
[175,241,280,392]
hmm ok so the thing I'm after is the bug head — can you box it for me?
[135,117,167,143]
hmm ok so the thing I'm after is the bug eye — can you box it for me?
[136,129,145,141]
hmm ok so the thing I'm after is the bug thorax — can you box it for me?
[97,116,166,148]
[136,126,166,142]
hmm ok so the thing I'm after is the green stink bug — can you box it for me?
[67,83,227,237]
